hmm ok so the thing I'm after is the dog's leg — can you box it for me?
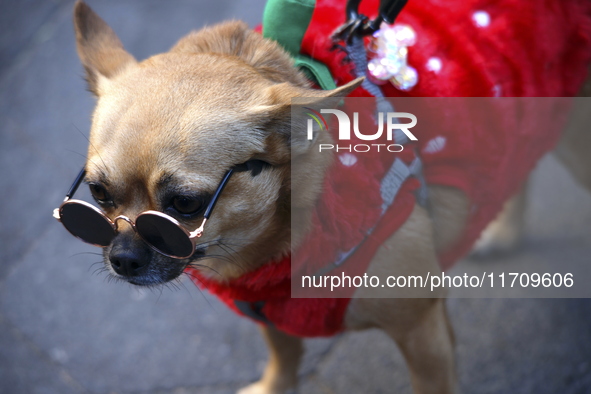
[238,325,303,394]
[348,297,456,394]
[430,182,527,258]
[428,185,470,254]
[469,77,591,257]
[346,205,456,394]
[387,299,455,394]
[471,184,528,257]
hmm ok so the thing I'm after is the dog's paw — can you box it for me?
[470,220,522,259]
[237,381,296,394]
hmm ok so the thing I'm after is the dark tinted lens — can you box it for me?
[135,214,193,258]
[60,203,115,246]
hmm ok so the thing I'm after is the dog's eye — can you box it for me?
[171,196,202,215]
[89,183,111,203]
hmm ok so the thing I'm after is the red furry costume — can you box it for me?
[185,0,591,337]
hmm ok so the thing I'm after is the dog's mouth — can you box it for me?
[112,246,208,287]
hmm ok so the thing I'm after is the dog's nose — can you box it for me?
[109,249,148,276]
[109,233,151,277]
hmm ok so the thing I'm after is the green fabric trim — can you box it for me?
[262,0,315,57]
[263,0,336,90]
[294,55,337,90]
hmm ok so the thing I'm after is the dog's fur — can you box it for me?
[72,1,591,393]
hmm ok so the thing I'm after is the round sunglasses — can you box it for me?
[53,160,268,259]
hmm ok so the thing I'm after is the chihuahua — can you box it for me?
[55,1,591,393]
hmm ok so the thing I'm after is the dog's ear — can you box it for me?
[263,78,362,107]
[73,1,136,95]
[251,77,364,157]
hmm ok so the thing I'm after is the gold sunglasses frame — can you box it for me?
[52,167,239,259]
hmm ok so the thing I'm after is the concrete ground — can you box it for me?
[1,1,591,393]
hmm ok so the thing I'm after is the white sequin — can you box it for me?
[492,84,502,97]
[391,24,417,46]
[423,136,446,153]
[426,57,442,73]
[368,58,391,80]
[472,11,491,28]
[339,153,357,167]
[391,65,418,91]
[368,23,418,91]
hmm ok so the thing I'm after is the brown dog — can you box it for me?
[64,1,591,393]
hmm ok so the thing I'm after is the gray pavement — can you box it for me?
[1,1,590,393]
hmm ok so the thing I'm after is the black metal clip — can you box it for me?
[332,0,408,44]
